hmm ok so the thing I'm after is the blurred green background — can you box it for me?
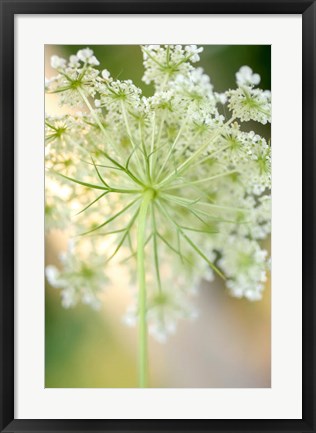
[45,45,271,388]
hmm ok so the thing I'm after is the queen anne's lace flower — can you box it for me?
[174,67,216,110]
[46,241,107,309]
[147,290,198,343]
[45,192,71,231]
[227,86,271,124]
[218,237,269,300]
[45,45,271,342]
[142,44,203,89]
[124,274,199,343]
[46,48,101,106]
[97,79,142,111]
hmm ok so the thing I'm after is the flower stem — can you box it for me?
[137,189,154,388]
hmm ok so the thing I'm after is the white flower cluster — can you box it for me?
[46,46,271,341]
[218,237,268,300]
[46,48,101,106]
[125,287,198,343]
[96,79,142,112]
[227,71,271,124]
[142,44,203,88]
[46,240,107,310]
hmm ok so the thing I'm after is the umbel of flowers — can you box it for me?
[45,46,271,387]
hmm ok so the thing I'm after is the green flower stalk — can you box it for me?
[45,45,271,388]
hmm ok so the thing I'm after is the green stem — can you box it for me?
[157,117,236,188]
[151,202,162,293]
[137,189,154,388]
[162,169,238,191]
[121,101,145,174]
[156,113,189,181]
[78,88,109,139]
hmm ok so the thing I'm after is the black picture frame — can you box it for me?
[0,0,315,432]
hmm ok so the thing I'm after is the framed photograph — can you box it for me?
[0,1,314,432]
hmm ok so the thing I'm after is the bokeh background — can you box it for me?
[45,45,271,388]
